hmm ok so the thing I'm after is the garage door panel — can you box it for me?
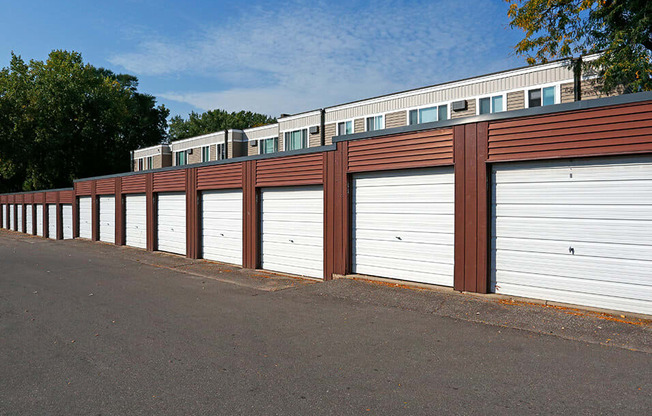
[493,270,652,302]
[352,167,455,287]
[125,195,147,249]
[9,205,14,229]
[495,204,652,220]
[78,197,92,239]
[495,249,650,286]
[157,193,186,255]
[493,237,652,262]
[99,196,115,244]
[201,190,242,265]
[494,282,652,316]
[492,157,652,315]
[25,206,33,234]
[62,205,73,239]
[36,205,44,236]
[17,206,23,232]
[354,214,454,234]
[493,217,650,245]
[47,205,57,239]
[261,186,323,279]
[493,182,652,204]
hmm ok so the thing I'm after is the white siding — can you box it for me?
[47,205,57,239]
[352,168,455,286]
[492,156,652,315]
[1,205,5,228]
[25,205,33,234]
[62,205,73,239]
[260,186,323,279]
[78,197,93,239]
[157,193,186,255]
[99,196,115,244]
[202,190,243,265]
[9,204,14,230]
[125,194,147,249]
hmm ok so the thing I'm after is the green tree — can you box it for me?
[169,109,276,141]
[0,50,169,192]
[506,0,652,93]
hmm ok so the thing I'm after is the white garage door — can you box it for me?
[99,196,115,244]
[352,168,455,286]
[202,190,243,265]
[125,194,147,249]
[9,204,15,230]
[78,197,92,239]
[492,156,652,315]
[36,205,44,236]
[16,205,23,233]
[2,205,5,228]
[260,186,323,279]
[157,192,186,255]
[62,205,73,239]
[47,204,57,239]
[25,205,33,234]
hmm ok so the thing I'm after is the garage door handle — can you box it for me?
[569,247,575,255]
[395,236,402,241]
[289,239,294,243]
[220,233,224,237]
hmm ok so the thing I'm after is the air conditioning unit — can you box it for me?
[250,141,258,147]
[309,126,319,134]
[452,100,468,111]
[187,148,193,154]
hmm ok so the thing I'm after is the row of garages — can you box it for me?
[1,204,73,239]
[1,93,651,316]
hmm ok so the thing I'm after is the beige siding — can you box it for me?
[158,154,172,169]
[385,110,407,128]
[325,62,574,121]
[242,124,279,141]
[354,118,364,133]
[451,99,476,119]
[247,142,260,156]
[278,112,321,131]
[133,160,138,172]
[187,147,202,164]
[309,131,321,147]
[561,82,575,103]
[230,141,245,158]
[209,144,216,161]
[324,123,336,145]
[507,90,525,111]
[170,132,225,152]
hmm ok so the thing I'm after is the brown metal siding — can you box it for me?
[153,170,186,192]
[346,128,454,173]
[122,174,147,194]
[146,173,155,251]
[488,102,652,161]
[256,153,324,187]
[197,163,242,190]
[324,143,349,278]
[46,192,57,203]
[186,168,199,259]
[76,181,92,196]
[242,161,258,269]
[59,190,73,204]
[115,177,124,245]
[96,178,115,195]
[453,123,488,293]
[34,193,44,203]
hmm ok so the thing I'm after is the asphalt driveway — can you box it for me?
[0,230,650,415]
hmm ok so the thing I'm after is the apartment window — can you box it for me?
[216,143,226,160]
[175,151,187,166]
[409,104,448,125]
[366,115,383,131]
[138,158,143,171]
[146,156,153,170]
[528,86,556,107]
[284,129,308,151]
[201,146,210,162]
[479,95,504,114]
[337,121,353,136]
[260,137,278,154]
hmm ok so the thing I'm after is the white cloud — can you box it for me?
[110,0,514,116]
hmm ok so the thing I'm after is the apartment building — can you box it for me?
[131,57,611,171]
[131,144,172,172]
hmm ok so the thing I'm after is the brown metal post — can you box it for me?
[91,181,98,241]
[242,160,259,269]
[186,168,199,259]
[42,193,48,238]
[115,177,124,245]
[31,203,36,235]
[146,173,155,251]
[56,192,63,240]
[72,184,79,238]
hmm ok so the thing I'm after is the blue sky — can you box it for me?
[1,0,526,119]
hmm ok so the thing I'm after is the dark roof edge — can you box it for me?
[333,91,652,143]
[74,144,337,183]
[0,187,74,197]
